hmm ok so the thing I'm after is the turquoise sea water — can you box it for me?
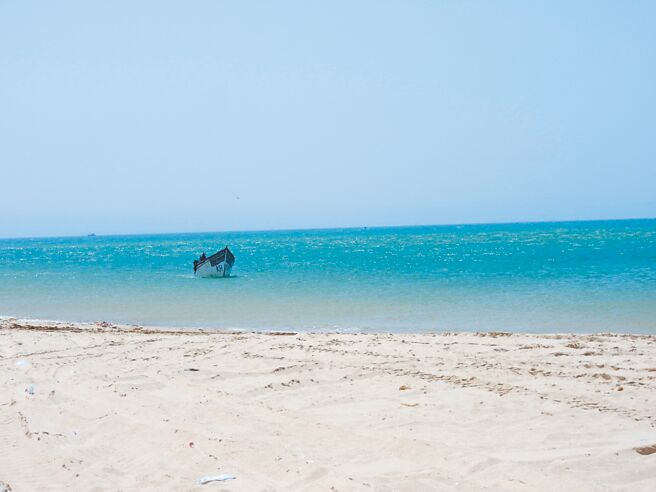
[1,220,655,333]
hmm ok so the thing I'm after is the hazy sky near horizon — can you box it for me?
[1,1,654,237]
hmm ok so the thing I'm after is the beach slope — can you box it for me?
[1,319,655,491]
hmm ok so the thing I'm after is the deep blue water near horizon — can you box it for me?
[1,220,655,333]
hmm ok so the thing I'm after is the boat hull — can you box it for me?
[195,260,232,278]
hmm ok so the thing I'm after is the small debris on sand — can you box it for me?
[635,445,656,456]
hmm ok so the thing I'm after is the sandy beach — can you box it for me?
[1,319,655,491]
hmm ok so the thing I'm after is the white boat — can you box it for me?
[194,247,235,278]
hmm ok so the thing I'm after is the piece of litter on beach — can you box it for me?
[635,445,656,455]
[197,474,236,485]
[25,385,35,395]
[185,368,200,372]
[15,360,29,369]
[399,385,410,391]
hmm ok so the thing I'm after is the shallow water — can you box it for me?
[1,220,655,332]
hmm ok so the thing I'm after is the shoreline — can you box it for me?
[3,316,655,338]
[2,318,655,490]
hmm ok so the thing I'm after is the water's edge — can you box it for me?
[3,314,655,337]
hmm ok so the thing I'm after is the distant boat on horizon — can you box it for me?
[87,233,97,237]
[194,246,235,278]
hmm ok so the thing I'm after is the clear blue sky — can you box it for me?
[1,1,654,237]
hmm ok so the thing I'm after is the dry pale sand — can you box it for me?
[1,319,655,491]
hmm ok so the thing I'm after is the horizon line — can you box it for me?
[1,215,654,241]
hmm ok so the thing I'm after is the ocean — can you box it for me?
[1,220,655,333]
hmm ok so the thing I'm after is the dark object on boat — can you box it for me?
[194,246,235,277]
